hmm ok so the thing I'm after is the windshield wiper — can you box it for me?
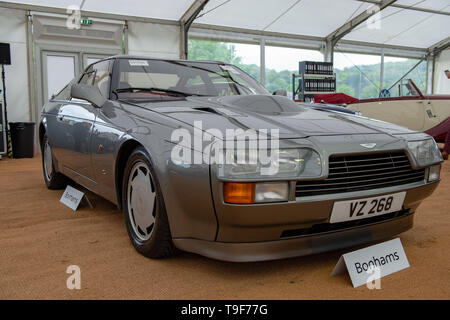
[113,87,207,97]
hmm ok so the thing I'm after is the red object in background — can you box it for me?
[425,116,450,142]
[445,70,450,79]
[313,93,359,105]
[425,116,450,158]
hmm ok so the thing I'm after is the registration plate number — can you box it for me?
[330,192,406,224]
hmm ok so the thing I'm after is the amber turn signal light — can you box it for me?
[223,182,255,204]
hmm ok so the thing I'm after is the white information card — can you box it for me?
[331,238,410,288]
[60,185,92,211]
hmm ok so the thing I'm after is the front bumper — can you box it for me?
[173,212,414,262]
[212,179,439,242]
[173,181,438,262]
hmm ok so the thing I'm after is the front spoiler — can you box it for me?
[173,213,414,262]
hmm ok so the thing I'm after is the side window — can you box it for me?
[79,66,95,85]
[54,79,74,100]
[78,61,111,98]
[92,60,111,98]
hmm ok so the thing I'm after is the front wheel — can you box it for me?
[42,134,67,189]
[122,147,176,258]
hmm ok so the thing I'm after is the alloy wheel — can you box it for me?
[127,161,157,241]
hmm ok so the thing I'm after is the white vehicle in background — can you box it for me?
[347,80,450,145]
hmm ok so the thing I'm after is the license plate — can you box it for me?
[330,192,406,224]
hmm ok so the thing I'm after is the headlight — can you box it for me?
[407,139,443,167]
[255,182,289,203]
[427,164,441,182]
[223,181,289,204]
[217,148,322,180]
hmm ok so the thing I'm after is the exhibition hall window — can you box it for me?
[265,46,323,97]
[383,57,426,97]
[333,52,381,99]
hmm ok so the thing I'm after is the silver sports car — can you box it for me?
[40,55,443,262]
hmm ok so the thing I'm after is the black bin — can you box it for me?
[9,122,35,158]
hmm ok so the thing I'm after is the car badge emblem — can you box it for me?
[360,143,377,149]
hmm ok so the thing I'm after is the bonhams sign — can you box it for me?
[331,238,410,288]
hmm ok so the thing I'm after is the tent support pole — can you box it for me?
[179,0,209,59]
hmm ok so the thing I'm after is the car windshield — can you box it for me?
[112,58,269,100]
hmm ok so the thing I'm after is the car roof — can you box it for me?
[95,54,229,66]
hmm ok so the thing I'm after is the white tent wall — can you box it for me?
[127,22,180,59]
[434,49,450,94]
[1,0,448,52]
[0,0,447,112]
[0,8,30,123]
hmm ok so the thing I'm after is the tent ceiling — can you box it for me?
[1,0,449,50]
[395,0,450,11]
[1,0,196,20]
[342,5,450,48]
[83,0,195,21]
[195,0,373,37]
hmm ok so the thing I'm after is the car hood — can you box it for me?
[133,95,417,139]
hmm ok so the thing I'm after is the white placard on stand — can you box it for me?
[331,238,410,288]
[60,185,93,211]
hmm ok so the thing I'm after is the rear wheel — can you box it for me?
[42,134,67,189]
[122,147,176,258]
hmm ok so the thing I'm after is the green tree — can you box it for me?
[361,85,379,99]
[188,40,242,65]
[239,64,260,82]
[336,84,355,96]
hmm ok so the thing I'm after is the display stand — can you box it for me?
[292,61,336,103]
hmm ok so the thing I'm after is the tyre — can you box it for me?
[122,146,176,258]
[42,134,68,190]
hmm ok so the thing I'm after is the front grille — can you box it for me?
[281,209,411,239]
[296,151,425,197]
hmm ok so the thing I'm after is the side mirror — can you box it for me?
[273,89,287,96]
[71,84,106,108]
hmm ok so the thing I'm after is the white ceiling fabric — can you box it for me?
[1,0,449,49]
[82,0,195,21]
[342,4,450,48]
[396,0,450,11]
